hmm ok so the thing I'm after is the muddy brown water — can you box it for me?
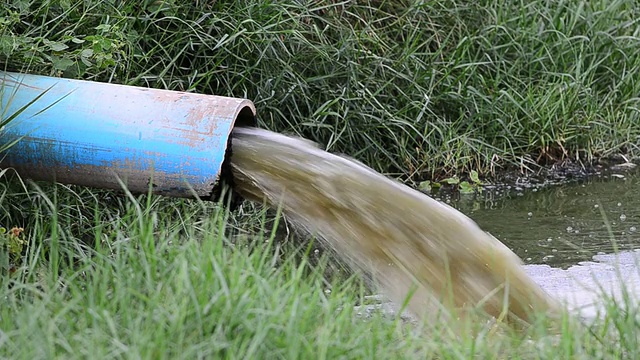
[229,127,562,330]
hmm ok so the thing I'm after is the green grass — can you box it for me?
[3,0,640,358]
[0,182,638,360]
[2,0,640,181]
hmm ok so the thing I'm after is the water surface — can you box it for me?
[452,170,640,269]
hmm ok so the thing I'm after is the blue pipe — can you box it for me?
[0,71,256,200]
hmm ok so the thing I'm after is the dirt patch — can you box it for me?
[428,156,639,201]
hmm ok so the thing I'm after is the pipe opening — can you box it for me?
[210,104,258,209]
[234,106,258,128]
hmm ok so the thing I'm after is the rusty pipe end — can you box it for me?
[211,103,258,210]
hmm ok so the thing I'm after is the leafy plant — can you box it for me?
[419,170,484,195]
[0,226,25,273]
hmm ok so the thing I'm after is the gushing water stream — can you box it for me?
[229,127,561,329]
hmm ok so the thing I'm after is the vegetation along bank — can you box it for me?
[3,1,639,188]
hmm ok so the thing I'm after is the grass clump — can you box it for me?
[0,183,638,359]
[2,0,640,181]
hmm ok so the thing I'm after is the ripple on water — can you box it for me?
[455,170,640,268]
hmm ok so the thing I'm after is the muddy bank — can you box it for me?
[488,158,637,193]
[422,157,639,201]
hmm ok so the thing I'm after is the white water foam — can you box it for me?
[526,249,640,322]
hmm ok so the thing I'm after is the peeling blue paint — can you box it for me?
[0,72,256,198]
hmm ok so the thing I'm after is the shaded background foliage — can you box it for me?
[2,0,640,181]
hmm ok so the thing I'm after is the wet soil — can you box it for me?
[428,156,639,200]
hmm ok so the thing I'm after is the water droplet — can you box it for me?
[618,202,622,207]
[594,204,599,208]
[631,226,637,232]
[551,249,558,253]
[526,257,532,261]
[527,212,533,217]
[620,214,627,221]
[547,238,553,242]
[566,226,573,233]
[314,249,320,254]
[324,289,331,294]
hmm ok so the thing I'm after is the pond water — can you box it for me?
[449,169,640,319]
[452,170,640,269]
